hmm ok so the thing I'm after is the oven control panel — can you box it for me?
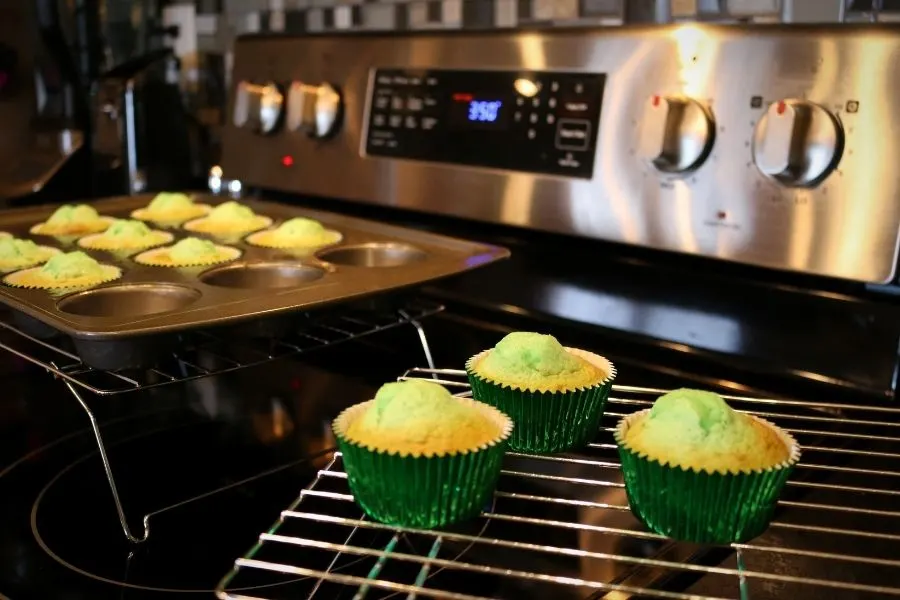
[224,27,900,284]
[363,69,604,178]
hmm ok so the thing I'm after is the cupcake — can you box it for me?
[4,251,121,290]
[0,237,60,271]
[131,192,211,224]
[616,389,800,544]
[30,204,113,237]
[134,236,241,267]
[466,332,615,453]
[334,379,513,529]
[78,219,174,252]
[182,201,271,236]
[246,217,342,249]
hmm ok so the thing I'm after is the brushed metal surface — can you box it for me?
[0,194,507,339]
[223,25,900,283]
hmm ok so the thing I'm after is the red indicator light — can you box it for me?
[652,95,660,107]
[281,155,294,167]
[776,101,786,115]
[452,93,474,102]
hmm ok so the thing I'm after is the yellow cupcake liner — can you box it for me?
[333,398,513,528]
[3,264,122,290]
[130,204,212,225]
[616,410,801,544]
[182,215,273,236]
[29,216,116,237]
[0,246,62,273]
[133,244,241,268]
[244,228,343,250]
[77,230,174,252]
[466,348,616,453]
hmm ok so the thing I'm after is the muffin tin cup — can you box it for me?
[465,348,616,454]
[615,410,801,545]
[333,399,513,529]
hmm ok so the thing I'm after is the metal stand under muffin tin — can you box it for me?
[0,295,444,543]
[0,193,508,370]
[216,368,900,600]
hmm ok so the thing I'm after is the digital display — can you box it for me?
[449,93,510,130]
[468,100,503,123]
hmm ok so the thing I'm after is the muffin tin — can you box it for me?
[0,193,509,369]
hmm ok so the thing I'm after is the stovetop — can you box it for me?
[3,196,900,599]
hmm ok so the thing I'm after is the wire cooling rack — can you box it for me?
[217,367,900,600]
[0,299,443,396]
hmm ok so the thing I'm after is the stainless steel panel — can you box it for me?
[223,25,900,283]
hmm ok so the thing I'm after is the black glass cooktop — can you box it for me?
[0,307,713,600]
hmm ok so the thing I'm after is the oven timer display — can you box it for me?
[449,93,510,130]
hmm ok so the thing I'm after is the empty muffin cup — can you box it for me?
[317,243,427,267]
[199,262,325,289]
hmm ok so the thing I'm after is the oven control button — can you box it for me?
[637,94,714,173]
[752,99,843,187]
[286,81,343,139]
[233,80,284,135]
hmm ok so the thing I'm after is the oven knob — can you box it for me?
[286,81,343,139]
[752,99,843,187]
[233,80,284,135]
[637,94,714,173]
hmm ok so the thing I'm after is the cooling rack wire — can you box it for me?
[217,367,900,600]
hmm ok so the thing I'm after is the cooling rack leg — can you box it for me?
[62,378,150,543]
[400,310,436,370]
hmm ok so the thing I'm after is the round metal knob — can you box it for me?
[286,81,343,139]
[638,94,715,173]
[752,99,843,187]
[233,80,284,135]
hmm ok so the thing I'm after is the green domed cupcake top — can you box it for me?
[105,219,154,238]
[278,217,326,237]
[0,238,43,261]
[41,251,105,280]
[207,201,256,222]
[169,237,219,262]
[345,380,502,456]
[624,389,791,473]
[147,192,194,212]
[46,204,101,225]
[474,332,606,391]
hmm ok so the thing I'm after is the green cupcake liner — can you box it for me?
[333,399,512,529]
[465,348,616,454]
[615,410,801,544]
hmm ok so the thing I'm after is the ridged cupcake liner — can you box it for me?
[333,399,513,529]
[182,215,273,237]
[0,246,61,273]
[130,204,212,225]
[29,216,115,238]
[244,228,342,250]
[465,348,616,454]
[78,231,174,252]
[3,264,122,291]
[615,410,801,544]
[133,245,241,268]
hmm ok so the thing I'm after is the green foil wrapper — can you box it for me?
[615,410,801,544]
[465,348,616,454]
[333,399,513,529]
